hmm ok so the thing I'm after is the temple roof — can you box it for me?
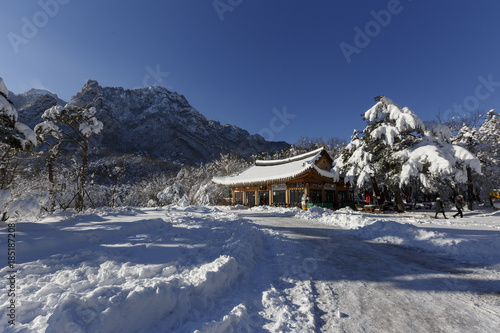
[212,147,338,186]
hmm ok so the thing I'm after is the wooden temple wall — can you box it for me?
[231,181,349,208]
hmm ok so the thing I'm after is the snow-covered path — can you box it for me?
[1,206,499,332]
[237,211,500,332]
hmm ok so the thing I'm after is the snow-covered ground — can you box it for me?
[1,205,499,332]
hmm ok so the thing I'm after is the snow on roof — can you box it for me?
[213,147,337,186]
[254,147,325,166]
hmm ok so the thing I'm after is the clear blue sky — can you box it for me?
[2,0,500,144]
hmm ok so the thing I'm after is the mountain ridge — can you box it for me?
[12,80,289,165]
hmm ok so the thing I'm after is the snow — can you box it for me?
[33,121,60,140]
[14,122,37,148]
[344,147,376,187]
[41,105,64,120]
[0,79,36,148]
[370,125,399,146]
[78,107,104,137]
[41,104,103,138]
[424,121,453,142]
[0,190,11,215]
[6,196,40,221]
[363,98,424,132]
[79,115,104,137]
[254,147,324,166]
[21,88,59,101]
[398,141,481,186]
[1,205,499,332]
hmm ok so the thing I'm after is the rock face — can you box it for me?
[11,81,288,164]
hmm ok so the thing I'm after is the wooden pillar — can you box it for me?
[335,187,339,208]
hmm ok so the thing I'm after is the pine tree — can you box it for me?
[37,104,103,211]
[0,78,36,219]
[0,78,36,183]
[0,79,37,181]
[334,97,481,211]
[451,109,500,208]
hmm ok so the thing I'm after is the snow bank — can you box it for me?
[45,255,241,333]
[0,206,265,332]
[349,220,500,263]
[286,206,500,265]
[250,205,301,217]
[295,206,370,229]
[195,304,249,333]
[7,195,40,220]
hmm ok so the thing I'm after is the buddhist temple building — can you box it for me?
[212,147,351,208]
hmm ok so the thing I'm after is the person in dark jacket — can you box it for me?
[453,195,464,218]
[434,197,447,219]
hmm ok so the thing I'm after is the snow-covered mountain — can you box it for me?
[11,81,288,164]
[10,88,66,126]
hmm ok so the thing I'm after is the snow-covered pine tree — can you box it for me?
[34,118,64,212]
[454,122,480,209]
[0,78,36,220]
[334,96,481,211]
[38,103,103,211]
[35,120,63,184]
[477,110,500,194]
[462,109,500,205]
[0,78,36,185]
[450,109,500,209]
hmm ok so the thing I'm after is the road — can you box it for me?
[234,211,500,332]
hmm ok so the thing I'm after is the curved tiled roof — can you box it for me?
[212,147,338,186]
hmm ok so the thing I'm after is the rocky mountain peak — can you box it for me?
[10,80,289,165]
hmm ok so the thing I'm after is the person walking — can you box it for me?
[434,197,447,219]
[453,195,464,218]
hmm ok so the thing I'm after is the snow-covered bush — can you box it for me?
[157,183,186,206]
[126,173,172,206]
